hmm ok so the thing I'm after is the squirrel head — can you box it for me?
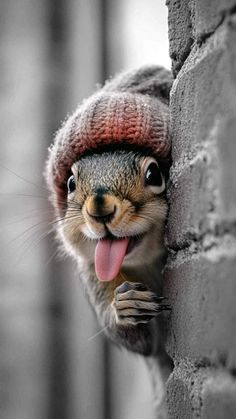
[45,66,173,281]
[61,148,168,280]
[46,66,172,214]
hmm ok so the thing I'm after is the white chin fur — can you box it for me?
[80,224,104,240]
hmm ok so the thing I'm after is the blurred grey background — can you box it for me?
[0,1,170,418]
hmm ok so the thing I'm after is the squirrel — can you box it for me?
[46,66,173,377]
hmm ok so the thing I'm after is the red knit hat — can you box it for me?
[46,66,173,212]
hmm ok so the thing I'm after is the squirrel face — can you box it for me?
[61,149,167,281]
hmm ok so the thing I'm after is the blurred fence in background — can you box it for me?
[0,1,169,418]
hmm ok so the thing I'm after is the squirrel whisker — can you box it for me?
[87,325,109,342]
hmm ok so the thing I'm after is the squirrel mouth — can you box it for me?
[94,233,145,282]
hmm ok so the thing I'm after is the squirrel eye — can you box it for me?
[145,162,163,186]
[143,159,165,194]
[67,175,76,194]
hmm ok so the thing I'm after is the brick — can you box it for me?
[167,360,207,419]
[167,374,194,419]
[170,21,236,163]
[217,117,236,221]
[164,245,236,368]
[190,0,236,41]
[170,33,224,163]
[166,0,193,75]
[202,372,236,419]
[167,21,236,247]
[167,363,236,419]
[167,0,236,75]
[166,119,236,248]
[166,148,217,248]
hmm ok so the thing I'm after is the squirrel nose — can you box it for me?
[86,194,116,224]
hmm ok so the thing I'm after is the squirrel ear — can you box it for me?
[103,65,173,105]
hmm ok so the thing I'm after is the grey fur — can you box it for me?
[103,65,173,105]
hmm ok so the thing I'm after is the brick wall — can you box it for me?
[164,1,236,417]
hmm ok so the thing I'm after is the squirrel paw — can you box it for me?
[112,281,171,326]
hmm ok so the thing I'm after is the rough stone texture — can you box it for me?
[168,0,236,73]
[167,0,193,75]
[165,0,236,417]
[165,244,236,368]
[201,371,236,419]
[190,0,236,42]
[167,361,236,419]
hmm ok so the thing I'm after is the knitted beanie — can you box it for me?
[46,66,173,212]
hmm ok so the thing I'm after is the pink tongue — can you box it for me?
[95,237,129,281]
